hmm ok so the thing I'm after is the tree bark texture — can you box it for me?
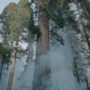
[36,0,49,58]
[32,1,51,90]
[7,50,16,90]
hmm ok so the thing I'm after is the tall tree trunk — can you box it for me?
[36,0,49,58]
[33,0,51,90]
[7,36,18,90]
[7,50,17,90]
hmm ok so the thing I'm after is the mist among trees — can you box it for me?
[0,0,90,90]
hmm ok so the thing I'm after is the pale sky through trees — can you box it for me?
[0,0,28,49]
[0,0,20,14]
[0,0,90,90]
[0,0,20,42]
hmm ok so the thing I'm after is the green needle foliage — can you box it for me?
[1,0,32,46]
[0,43,12,55]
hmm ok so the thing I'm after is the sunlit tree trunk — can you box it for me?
[7,50,17,90]
[7,41,18,90]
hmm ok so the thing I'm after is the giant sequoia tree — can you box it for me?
[32,0,90,90]
[32,0,50,90]
[36,0,49,57]
[32,0,73,90]
[0,0,90,90]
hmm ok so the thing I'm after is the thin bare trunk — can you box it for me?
[7,50,16,90]
[74,57,80,82]
[85,77,89,90]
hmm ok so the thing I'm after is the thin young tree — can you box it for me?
[2,1,31,90]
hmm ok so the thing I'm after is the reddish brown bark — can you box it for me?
[7,50,16,90]
[32,1,50,90]
[36,0,49,58]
